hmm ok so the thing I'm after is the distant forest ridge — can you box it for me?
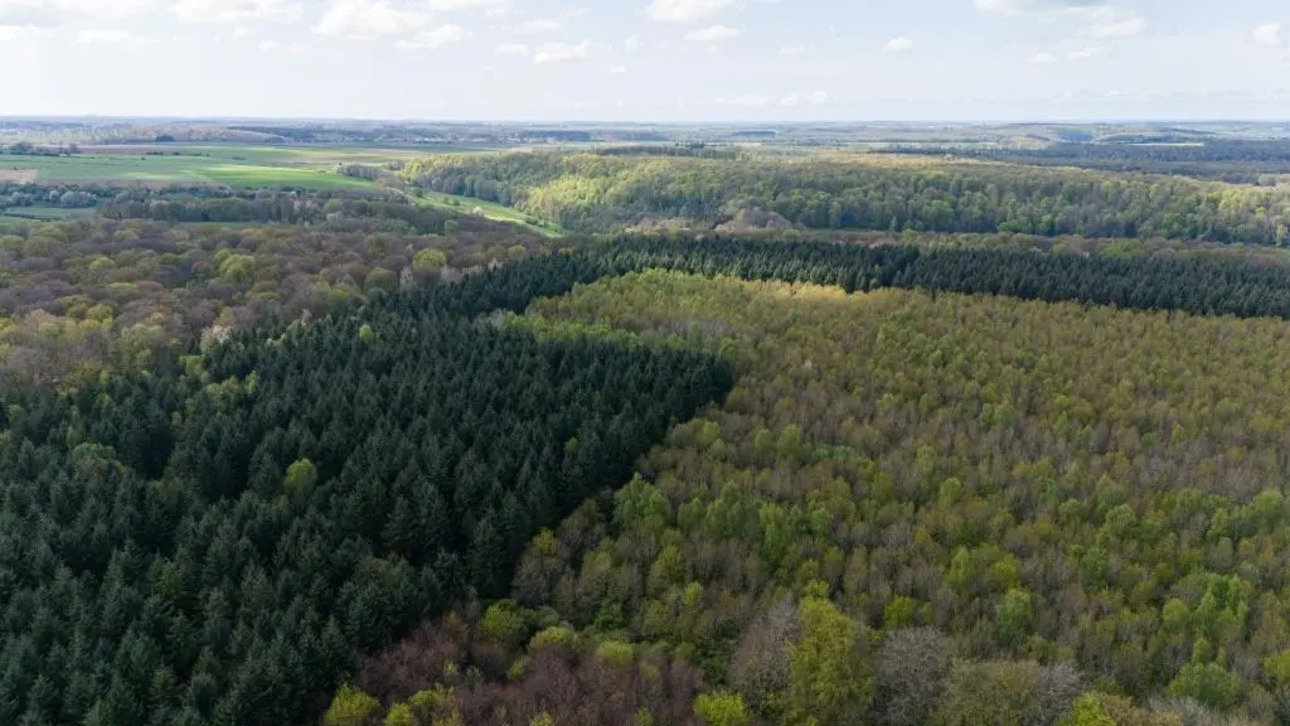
[403,152,1290,244]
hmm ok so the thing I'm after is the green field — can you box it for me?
[0,206,96,222]
[411,189,565,237]
[0,143,492,190]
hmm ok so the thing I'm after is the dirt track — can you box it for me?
[0,169,38,183]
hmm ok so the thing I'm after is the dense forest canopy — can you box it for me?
[10,122,1290,725]
[891,140,1290,184]
[403,152,1290,244]
[0,256,733,725]
[0,214,561,390]
[340,267,1290,725]
[520,274,1290,722]
[5,233,1290,724]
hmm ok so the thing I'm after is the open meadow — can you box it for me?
[0,143,493,190]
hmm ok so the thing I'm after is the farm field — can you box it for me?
[0,143,498,190]
[412,188,566,237]
[0,205,95,221]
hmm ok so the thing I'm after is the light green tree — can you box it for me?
[694,690,753,726]
[324,684,379,726]
[1057,694,1116,726]
[786,589,872,725]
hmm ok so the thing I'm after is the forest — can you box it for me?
[2,232,1290,724]
[334,270,1290,725]
[0,254,735,724]
[892,140,1290,185]
[7,121,1290,725]
[0,210,563,391]
[403,151,1290,244]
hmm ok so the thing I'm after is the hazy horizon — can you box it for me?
[2,0,1289,122]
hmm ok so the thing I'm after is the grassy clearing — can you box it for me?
[201,164,377,190]
[412,189,566,237]
[1,143,498,190]
[0,206,96,221]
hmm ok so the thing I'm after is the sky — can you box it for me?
[1,0,1289,121]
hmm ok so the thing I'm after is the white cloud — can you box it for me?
[976,1,1145,41]
[779,43,806,55]
[395,23,468,49]
[172,0,300,24]
[1029,51,1057,64]
[313,0,430,38]
[1066,45,1105,59]
[883,36,912,52]
[608,65,627,74]
[428,0,507,11]
[646,0,736,23]
[780,90,828,106]
[1253,23,1282,47]
[494,41,528,54]
[231,25,250,37]
[75,28,150,45]
[624,34,641,51]
[0,0,159,24]
[0,24,29,40]
[514,8,586,34]
[974,0,1100,17]
[517,17,563,33]
[532,40,591,64]
[1083,8,1144,38]
[715,93,769,106]
[685,24,738,42]
[257,38,304,53]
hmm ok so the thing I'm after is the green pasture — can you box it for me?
[0,206,95,221]
[0,143,500,190]
[411,189,565,237]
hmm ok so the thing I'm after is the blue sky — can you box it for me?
[1,0,1288,121]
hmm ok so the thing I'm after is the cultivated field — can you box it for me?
[1,143,490,190]
[0,206,95,221]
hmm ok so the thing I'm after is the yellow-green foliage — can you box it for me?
[787,594,872,725]
[0,216,559,390]
[693,690,752,726]
[283,458,318,495]
[407,686,462,726]
[515,271,1290,716]
[323,684,379,726]
[1264,649,1290,683]
[1058,694,1117,726]
[384,702,415,726]
[479,599,532,649]
[413,248,449,271]
[595,640,635,669]
[404,150,1290,243]
[218,253,256,284]
[528,625,576,652]
[1092,693,1184,726]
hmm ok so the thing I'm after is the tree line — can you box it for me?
[403,152,1290,244]
[892,140,1290,184]
[576,235,1290,321]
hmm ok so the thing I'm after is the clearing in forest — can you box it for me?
[0,169,38,183]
